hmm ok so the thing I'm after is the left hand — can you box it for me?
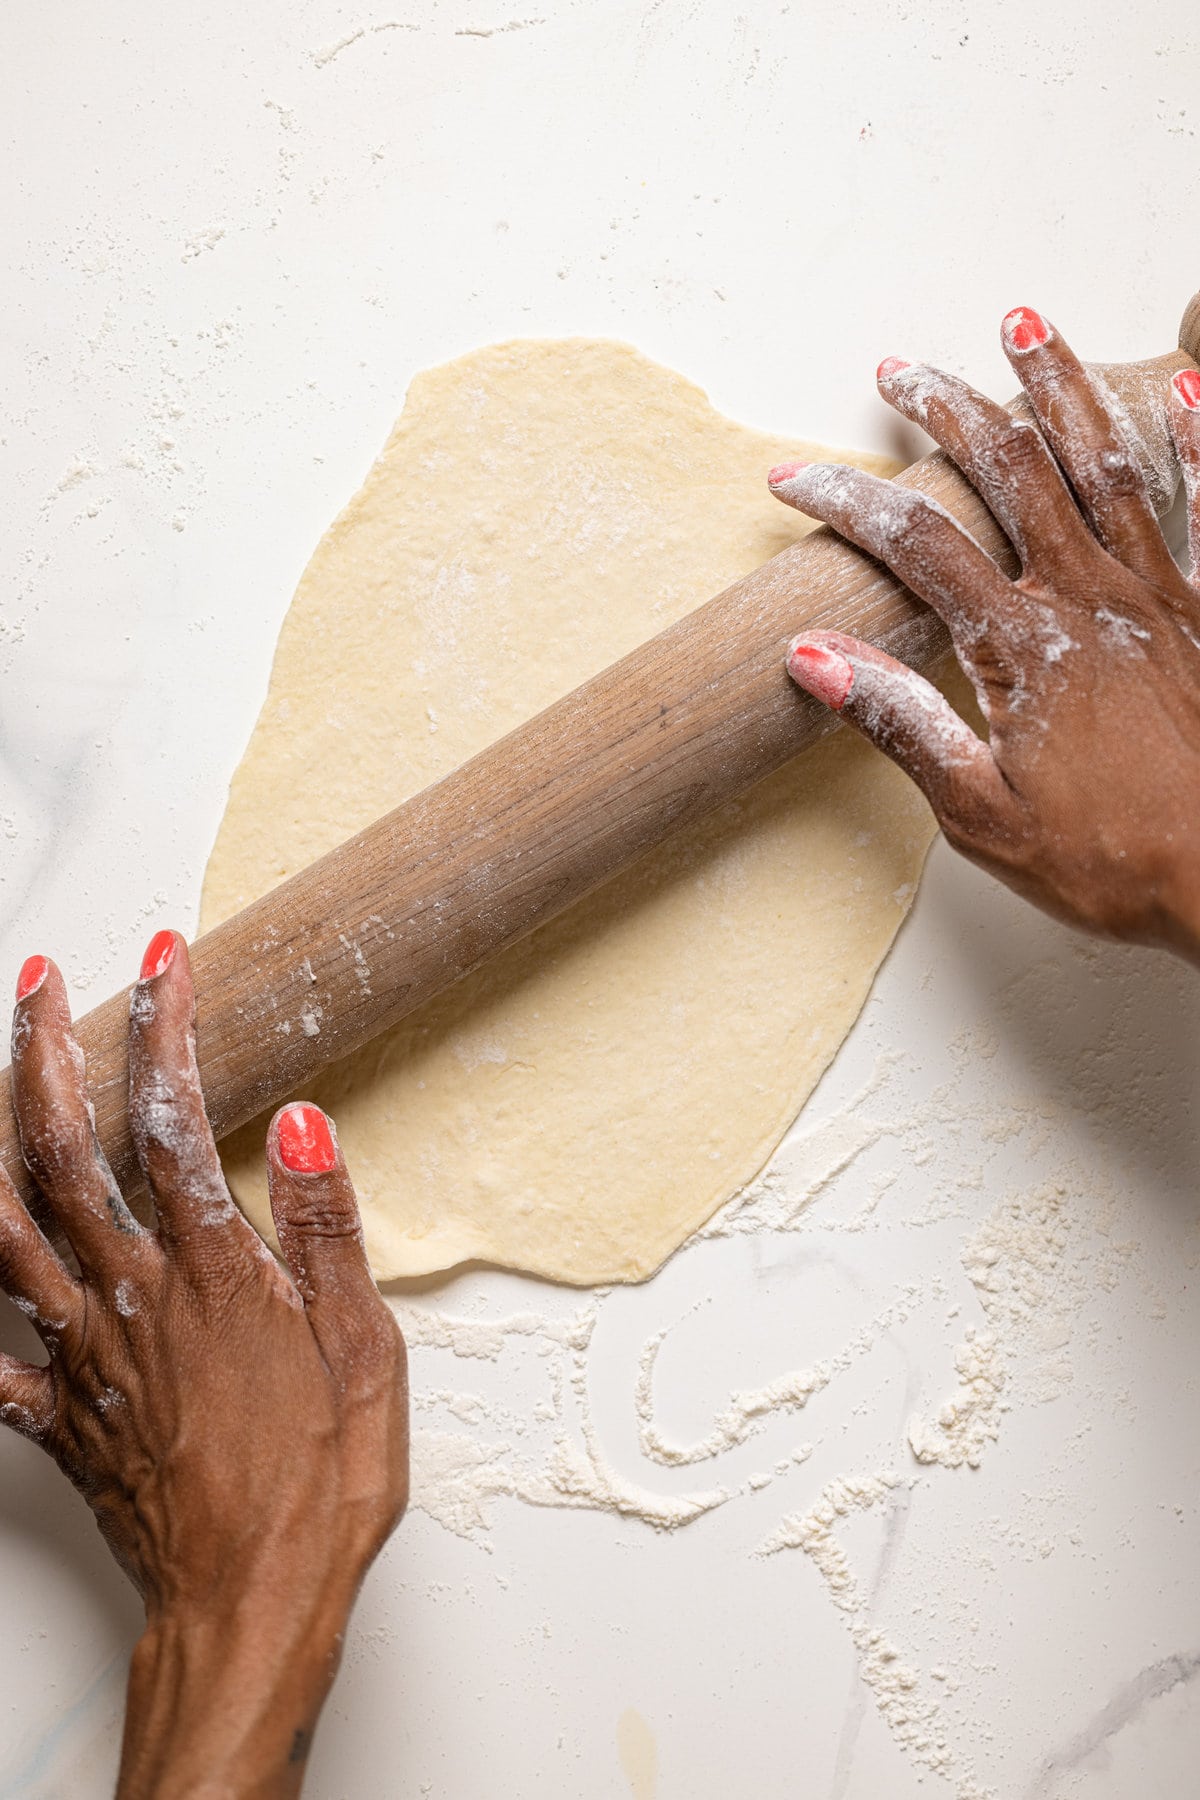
[1,931,408,1798]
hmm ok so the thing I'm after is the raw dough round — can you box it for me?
[201,340,936,1285]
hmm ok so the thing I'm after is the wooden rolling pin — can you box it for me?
[3,302,1198,1206]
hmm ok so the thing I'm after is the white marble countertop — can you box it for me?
[2,4,1199,1795]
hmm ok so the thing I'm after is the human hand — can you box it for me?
[2,932,408,1799]
[770,309,1200,964]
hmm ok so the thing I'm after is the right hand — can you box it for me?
[772,309,1200,964]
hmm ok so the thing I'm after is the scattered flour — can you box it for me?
[406,1303,729,1541]
[455,17,546,35]
[635,1281,920,1466]
[310,20,420,68]
[52,458,99,497]
[113,1280,138,1319]
[180,226,226,263]
[907,1178,1131,1471]
[759,1473,993,1798]
[907,1326,1004,1470]
[393,1016,1143,1795]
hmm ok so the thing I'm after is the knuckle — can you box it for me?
[877,492,945,558]
[128,980,157,1030]
[131,1074,220,1190]
[1096,443,1142,495]
[285,1195,363,1240]
[20,1109,94,1186]
[983,419,1044,478]
[130,1071,187,1153]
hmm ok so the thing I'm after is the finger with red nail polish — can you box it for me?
[1001,309,1174,586]
[2,949,87,1346]
[786,631,1009,844]
[267,1103,388,1367]
[10,952,145,1272]
[873,359,1091,585]
[127,930,254,1251]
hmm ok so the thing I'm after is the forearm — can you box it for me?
[117,1583,356,1800]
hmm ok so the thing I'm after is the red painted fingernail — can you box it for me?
[876,357,911,381]
[15,956,49,1002]
[277,1103,338,1174]
[1002,307,1050,353]
[787,639,854,711]
[140,930,176,981]
[1173,368,1200,410]
[768,459,809,486]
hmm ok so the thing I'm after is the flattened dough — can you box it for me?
[201,340,937,1285]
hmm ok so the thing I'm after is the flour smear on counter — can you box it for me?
[400,1022,1146,1800]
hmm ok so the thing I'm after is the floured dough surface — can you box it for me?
[201,339,936,1285]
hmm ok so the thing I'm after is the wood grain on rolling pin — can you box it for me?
[0,341,1195,1208]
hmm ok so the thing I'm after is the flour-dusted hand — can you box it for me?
[770,310,1200,964]
[0,934,408,1799]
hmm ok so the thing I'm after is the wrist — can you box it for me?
[118,1573,360,1800]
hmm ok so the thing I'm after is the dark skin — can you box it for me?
[773,308,1200,964]
[0,306,1195,1797]
[0,934,407,1798]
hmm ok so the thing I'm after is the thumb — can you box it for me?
[266,1103,389,1364]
